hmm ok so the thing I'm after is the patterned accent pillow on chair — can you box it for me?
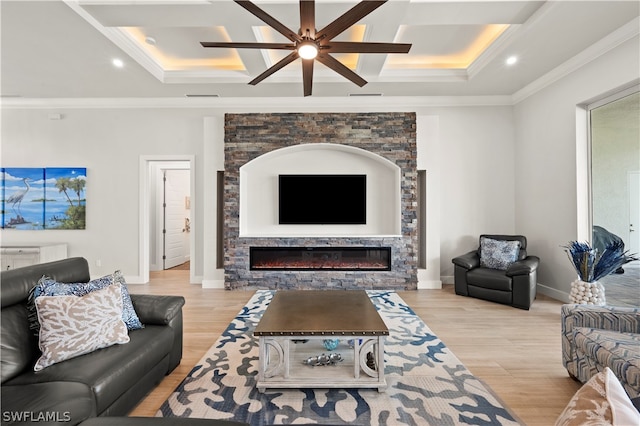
[479,237,521,270]
[34,283,130,371]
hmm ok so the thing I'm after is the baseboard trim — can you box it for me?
[440,275,454,285]
[123,275,145,284]
[418,280,442,289]
[202,279,225,289]
[537,284,570,303]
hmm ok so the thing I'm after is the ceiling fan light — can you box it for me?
[298,41,318,60]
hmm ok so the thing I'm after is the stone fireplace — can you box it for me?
[224,112,417,290]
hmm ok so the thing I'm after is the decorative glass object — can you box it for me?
[322,339,340,351]
[347,339,363,348]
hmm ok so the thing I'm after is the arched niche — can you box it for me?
[239,143,401,237]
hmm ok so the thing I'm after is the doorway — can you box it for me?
[139,156,195,284]
[149,162,190,271]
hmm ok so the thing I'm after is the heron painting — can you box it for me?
[1,167,86,230]
[1,168,45,229]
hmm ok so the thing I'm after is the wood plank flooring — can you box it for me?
[128,270,582,425]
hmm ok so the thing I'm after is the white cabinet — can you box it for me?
[1,244,68,271]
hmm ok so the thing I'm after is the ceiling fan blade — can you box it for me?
[302,58,314,97]
[201,42,295,50]
[235,0,301,42]
[299,0,315,39]
[316,54,367,87]
[317,1,386,41]
[324,41,411,54]
[249,51,299,86]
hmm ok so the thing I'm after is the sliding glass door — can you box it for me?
[589,87,639,306]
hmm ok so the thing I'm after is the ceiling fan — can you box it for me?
[201,0,411,96]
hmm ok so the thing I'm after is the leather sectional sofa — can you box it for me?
[0,257,187,425]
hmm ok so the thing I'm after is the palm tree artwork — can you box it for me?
[46,168,86,229]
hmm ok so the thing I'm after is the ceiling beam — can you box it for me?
[356,0,410,80]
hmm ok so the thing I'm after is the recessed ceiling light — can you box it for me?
[112,58,124,68]
[145,36,156,46]
[506,56,518,65]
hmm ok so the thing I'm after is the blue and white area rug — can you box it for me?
[158,290,521,425]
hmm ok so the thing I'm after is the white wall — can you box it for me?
[0,108,205,281]
[1,103,515,288]
[513,36,640,301]
[437,106,517,279]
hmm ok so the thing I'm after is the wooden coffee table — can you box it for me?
[254,290,388,392]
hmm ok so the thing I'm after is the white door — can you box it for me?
[163,169,190,269]
[629,171,640,255]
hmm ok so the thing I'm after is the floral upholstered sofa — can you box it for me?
[561,304,640,400]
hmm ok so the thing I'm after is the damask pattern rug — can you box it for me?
[158,290,521,425]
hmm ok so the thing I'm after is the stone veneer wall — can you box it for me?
[224,112,417,290]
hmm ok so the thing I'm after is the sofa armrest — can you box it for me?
[130,294,185,326]
[451,251,480,270]
[561,304,640,376]
[505,256,539,276]
[130,294,185,373]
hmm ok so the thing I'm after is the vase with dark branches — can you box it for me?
[562,240,638,305]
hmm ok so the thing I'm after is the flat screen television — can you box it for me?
[278,174,366,224]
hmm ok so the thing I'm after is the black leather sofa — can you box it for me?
[0,257,186,425]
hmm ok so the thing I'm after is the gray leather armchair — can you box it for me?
[452,235,539,310]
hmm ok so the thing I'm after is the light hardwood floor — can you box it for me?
[128,270,582,425]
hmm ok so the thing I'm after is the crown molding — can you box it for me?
[511,16,640,104]
[0,95,514,110]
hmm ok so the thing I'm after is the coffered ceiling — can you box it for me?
[1,0,639,99]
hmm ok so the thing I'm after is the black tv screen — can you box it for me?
[279,174,366,224]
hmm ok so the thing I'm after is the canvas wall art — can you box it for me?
[1,167,86,230]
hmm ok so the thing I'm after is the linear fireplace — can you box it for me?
[250,247,391,271]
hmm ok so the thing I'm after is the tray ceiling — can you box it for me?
[1,1,638,98]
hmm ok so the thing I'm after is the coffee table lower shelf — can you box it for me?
[256,335,386,392]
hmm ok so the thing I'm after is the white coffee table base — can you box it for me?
[257,335,386,392]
